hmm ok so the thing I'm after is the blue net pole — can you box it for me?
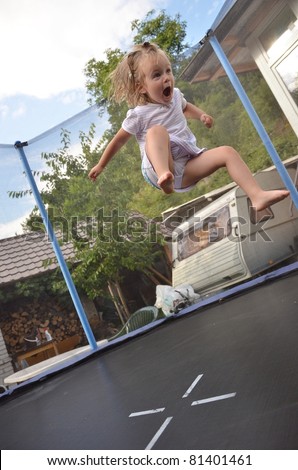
[207,31,298,209]
[14,141,98,350]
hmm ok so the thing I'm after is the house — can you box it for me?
[182,0,298,138]
[0,231,78,388]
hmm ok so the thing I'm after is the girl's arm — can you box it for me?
[88,128,132,180]
[183,102,213,128]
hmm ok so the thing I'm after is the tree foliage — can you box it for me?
[131,9,188,72]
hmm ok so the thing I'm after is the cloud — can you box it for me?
[0,215,27,239]
[0,101,26,124]
[0,0,163,100]
[0,104,9,119]
[57,89,89,106]
[12,104,26,118]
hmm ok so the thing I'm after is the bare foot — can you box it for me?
[250,189,290,212]
[157,171,174,194]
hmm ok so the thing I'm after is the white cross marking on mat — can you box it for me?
[129,373,236,450]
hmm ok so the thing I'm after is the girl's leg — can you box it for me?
[182,146,289,211]
[145,125,174,194]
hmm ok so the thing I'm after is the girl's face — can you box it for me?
[138,53,174,105]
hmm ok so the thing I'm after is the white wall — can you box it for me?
[0,329,14,391]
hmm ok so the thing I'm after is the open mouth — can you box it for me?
[163,86,171,97]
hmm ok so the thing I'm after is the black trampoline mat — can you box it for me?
[1,271,298,450]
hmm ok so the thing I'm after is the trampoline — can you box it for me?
[1,263,298,450]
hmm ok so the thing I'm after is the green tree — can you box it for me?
[131,9,188,70]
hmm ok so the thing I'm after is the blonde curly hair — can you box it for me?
[110,42,171,107]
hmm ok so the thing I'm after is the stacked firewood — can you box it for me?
[0,295,123,356]
[0,297,86,355]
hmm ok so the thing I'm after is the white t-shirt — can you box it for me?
[122,87,203,160]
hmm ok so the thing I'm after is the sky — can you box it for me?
[0,0,226,238]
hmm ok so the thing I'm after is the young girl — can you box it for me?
[88,42,289,213]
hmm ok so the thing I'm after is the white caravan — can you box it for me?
[164,158,298,295]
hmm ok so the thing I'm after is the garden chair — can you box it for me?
[108,306,159,341]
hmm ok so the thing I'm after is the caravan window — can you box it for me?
[176,206,231,261]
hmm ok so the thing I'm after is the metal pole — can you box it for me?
[207,31,298,209]
[15,141,97,350]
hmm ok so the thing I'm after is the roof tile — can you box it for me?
[0,232,76,285]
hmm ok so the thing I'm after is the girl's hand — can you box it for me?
[200,113,213,128]
[88,164,103,181]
